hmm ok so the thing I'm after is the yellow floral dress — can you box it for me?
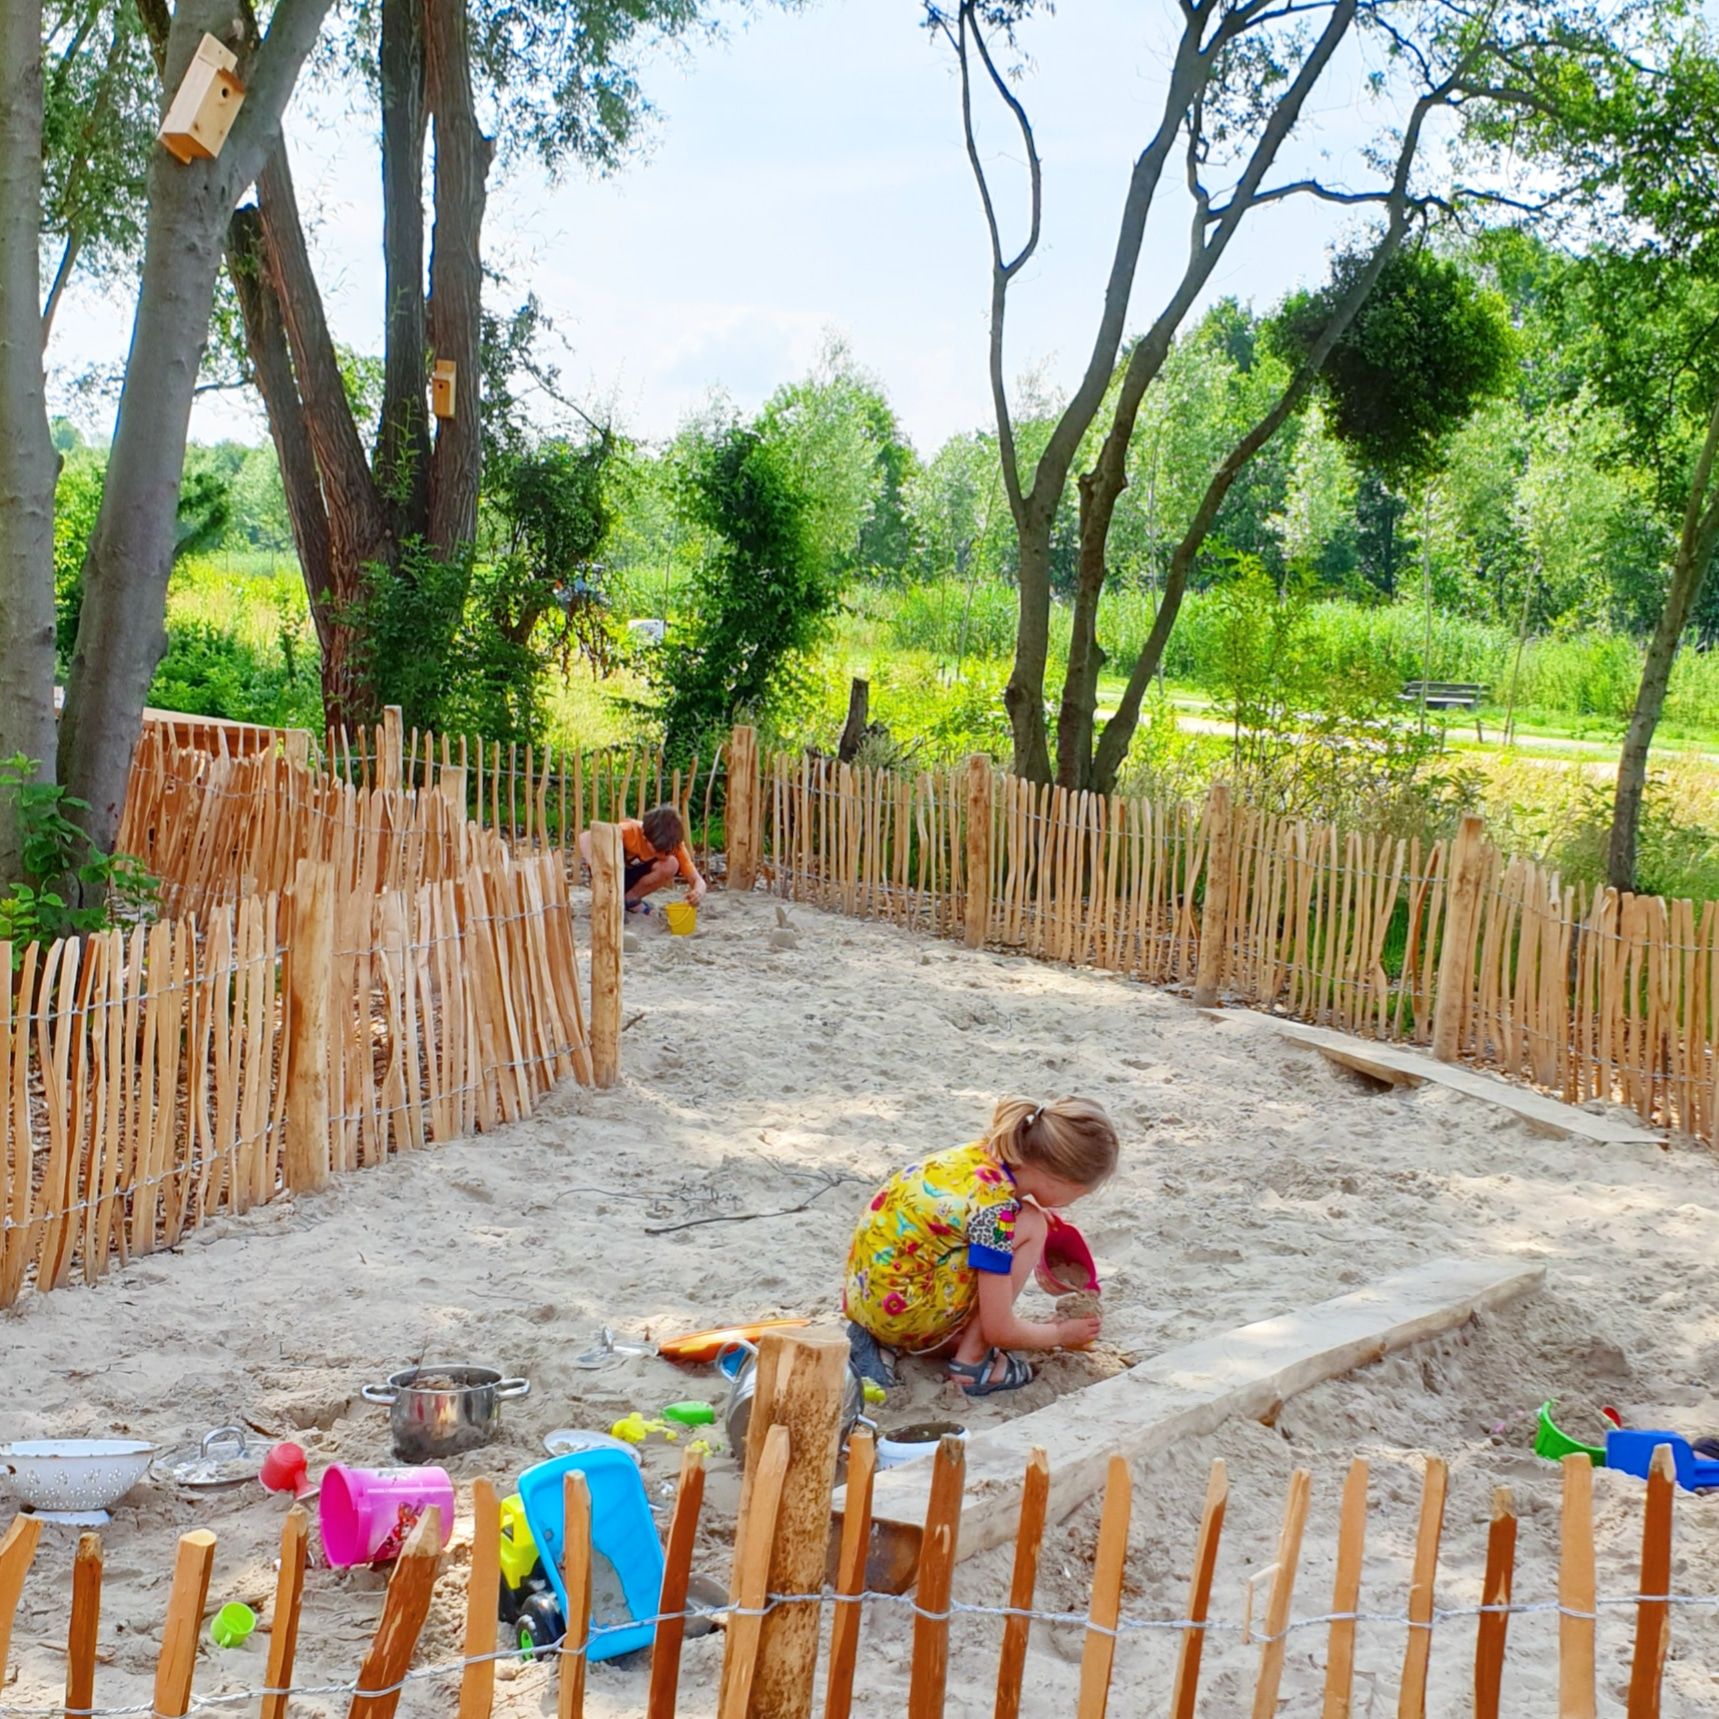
[842,1142,1019,1352]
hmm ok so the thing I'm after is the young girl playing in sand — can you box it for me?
[843,1096,1117,1396]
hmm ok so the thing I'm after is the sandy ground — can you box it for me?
[4,888,1719,1716]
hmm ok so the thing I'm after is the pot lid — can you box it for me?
[152,1426,261,1488]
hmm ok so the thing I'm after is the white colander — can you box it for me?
[0,1439,156,1511]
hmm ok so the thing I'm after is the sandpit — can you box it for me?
[4,889,1719,1714]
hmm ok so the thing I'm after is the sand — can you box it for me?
[3,888,1719,1715]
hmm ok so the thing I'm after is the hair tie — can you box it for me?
[1027,1105,1043,1127]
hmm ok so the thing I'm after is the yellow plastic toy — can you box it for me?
[663,901,697,936]
[499,1494,540,1589]
[610,1412,679,1445]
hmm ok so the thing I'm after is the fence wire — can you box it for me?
[2,1586,1713,1718]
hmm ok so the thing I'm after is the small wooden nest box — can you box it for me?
[160,34,246,165]
[431,360,457,421]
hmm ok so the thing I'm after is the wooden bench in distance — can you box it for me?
[1400,681,1489,740]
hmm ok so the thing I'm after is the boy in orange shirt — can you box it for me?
[580,804,708,915]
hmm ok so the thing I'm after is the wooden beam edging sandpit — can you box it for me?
[838,1256,1545,1593]
[1271,1021,1662,1145]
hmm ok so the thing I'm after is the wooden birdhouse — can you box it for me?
[431,360,457,421]
[159,34,246,165]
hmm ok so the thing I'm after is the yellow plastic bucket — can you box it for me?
[663,901,697,937]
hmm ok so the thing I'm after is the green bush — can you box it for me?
[150,620,322,730]
[651,422,839,761]
[0,756,157,961]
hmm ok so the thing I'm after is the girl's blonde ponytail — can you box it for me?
[986,1095,1118,1188]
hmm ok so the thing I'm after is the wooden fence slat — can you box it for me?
[1398,1455,1448,1719]
[154,1529,217,1719]
[0,1518,42,1693]
[825,1430,876,1719]
[993,1448,1049,1719]
[1075,1454,1131,1719]
[649,1449,707,1719]
[718,1424,790,1719]
[559,1471,591,1719]
[459,1481,500,1719]
[349,1509,442,1719]
[260,1510,310,1719]
[65,1530,103,1719]
[1168,1459,1228,1719]
[1560,1454,1597,1719]
[908,1436,966,1719]
[1250,1469,1311,1719]
[1474,1486,1516,1719]
[1626,1444,1676,1719]
[1320,1458,1368,1719]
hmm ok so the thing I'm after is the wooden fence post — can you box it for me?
[728,725,759,892]
[1193,783,1233,1010]
[965,755,992,950]
[285,729,311,771]
[381,705,405,791]
[725,1328,850,1719]
[1432,813,1488,1062]
[154,1529,217,1719]
[284,858,334,1193]
[588,823,623,1089]
[65,1532,103,1719]
[0,1518,42,1695]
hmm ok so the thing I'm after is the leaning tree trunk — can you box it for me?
[58,159,233,854]
[1608,388,1719,892]
[0,0,61,877]
[60,0,333,856]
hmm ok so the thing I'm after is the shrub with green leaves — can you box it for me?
[651,422,838,761]
[0,757,157,960]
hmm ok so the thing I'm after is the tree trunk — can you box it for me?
[1608,388,1719,891]
[376,0,431,539]
[1089,210,1417,793]
[1056,457,1127,788]
[59,142,235,851]
[1004,513,1055,782]
[254,148,390,725]
[424,0,492,559]
[227,207,334,652]
[60,0,333,854]
[837,676,869,762]
[0,0,60,876]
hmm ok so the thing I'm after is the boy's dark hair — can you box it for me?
[641,804,685,853]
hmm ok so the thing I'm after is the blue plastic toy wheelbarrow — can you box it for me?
[1604,1429,1719,1493]
[513,1448,666,1662]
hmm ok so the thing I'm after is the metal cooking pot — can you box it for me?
[362,1366,530,1465]
[722,1343,864,1468]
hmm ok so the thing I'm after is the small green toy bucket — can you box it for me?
[1535,1401,1606,1466]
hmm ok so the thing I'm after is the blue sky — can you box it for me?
[49,0,1399,454]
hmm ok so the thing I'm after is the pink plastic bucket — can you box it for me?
[1035,1214,1100,1297]
[318,1464,455,1566]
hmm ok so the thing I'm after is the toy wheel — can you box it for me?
[516,1593,565,1663]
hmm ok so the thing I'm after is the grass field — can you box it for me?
[147,557,1719,901]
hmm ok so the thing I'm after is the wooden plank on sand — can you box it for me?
[838,1257,1545,1592]
[1271,1020,1660,1144]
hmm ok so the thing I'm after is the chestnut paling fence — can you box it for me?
[0,1329,1699,1719]
[8,700,1712,1304]
[720,739,1718,1148]
[0,713,615,1311]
